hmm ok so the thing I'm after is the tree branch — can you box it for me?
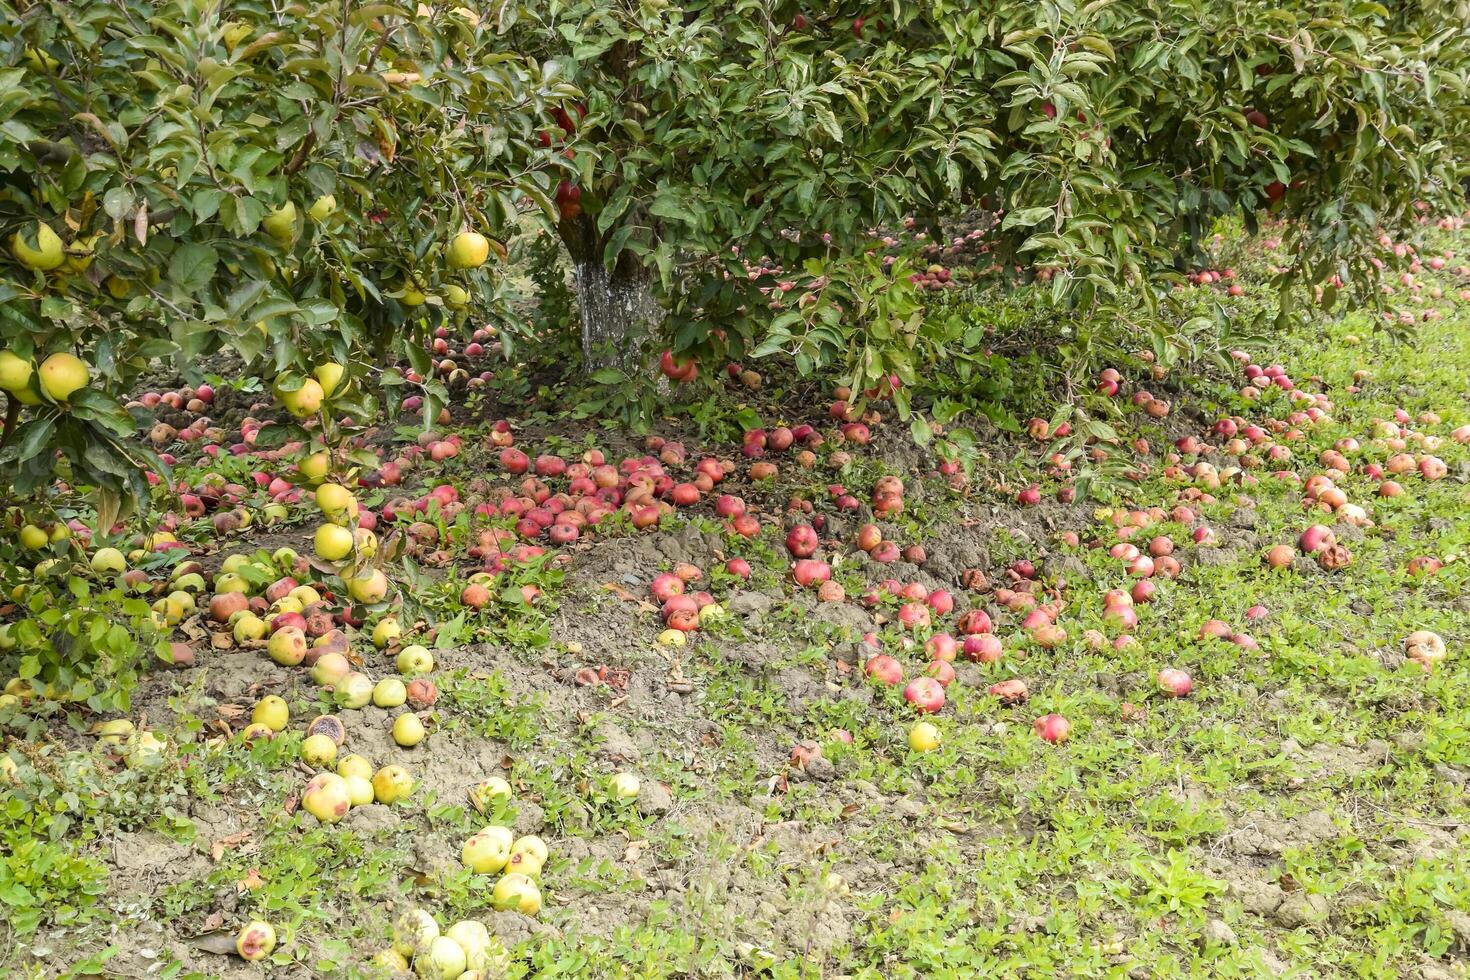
[0,393,19,451]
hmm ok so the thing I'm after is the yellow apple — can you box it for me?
[262,201,298,244]
[373,677,407,708]
[314,523,354,562]
[235,920,276,961]
[18,525,49,550]
[251,695,289,732]
[373,764,415,804]
[344,774,375,806]
[0,350,34,395]
[908,721,941,752]
[38,352,90,401]
[337,753,373,780]
[11,222,64,271]
[418,935,466,980]
[392,908,439,959]
[391,712,425,747]
[448,231,491,269]
[313,362,345,398]
[299,450,331,483]
[276,377,324,418]
[314,482,354,517]
[395,644,433,675]
[301,732,338,767]
[371,617,402,648]
[346,568,389,605]
[469,776,513,813]
[90,547,127,575]
[491,873,542,915]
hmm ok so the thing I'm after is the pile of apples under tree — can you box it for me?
[2,214,1468,968]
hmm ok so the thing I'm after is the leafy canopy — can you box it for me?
[0,0,573,500]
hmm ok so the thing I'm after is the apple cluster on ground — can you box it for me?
[2,215,1470,975]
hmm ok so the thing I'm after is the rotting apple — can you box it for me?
[302,771,351,823]
[235,920,276,961]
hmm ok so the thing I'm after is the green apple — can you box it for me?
[262,201,298,244]
[396,644,434,675]
[308,194,337,221]
[461,825,513,873]
[391,712,425,747]
[372,677,407,708]
[301,732,338,767]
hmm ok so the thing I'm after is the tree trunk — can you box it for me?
[557,211,664,375]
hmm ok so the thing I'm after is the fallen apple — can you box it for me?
[416,934,468,979]
[397,644,434,675]
[1033,713,1070,743]
[610,771,641,799]
[462,826,514,873]
[490,872,542,915]
[302,771,351,823]
[373,677,408,708]
[469,776,514,812]
[301,733,338,768]
[392,712,426,747]
[251,695,289,732]
[392,908,440,958]
[235,920,276,961]
[908,721,941,752]
[373,764,416,804]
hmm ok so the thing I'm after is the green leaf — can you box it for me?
[1002,206,1054,230]
[167,243,218,293]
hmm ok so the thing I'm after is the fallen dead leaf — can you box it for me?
[601,583,657,613]
[189,931,239,955]
[210,830,253,862]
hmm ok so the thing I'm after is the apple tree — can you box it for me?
[0,0,575,510]
[514,1,1467,395]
